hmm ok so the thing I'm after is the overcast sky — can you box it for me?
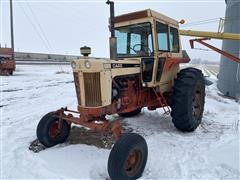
[1,0,226,61]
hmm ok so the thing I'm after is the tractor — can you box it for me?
[1,0,15,76]
[0,48,16,75]
[36,1,206,179]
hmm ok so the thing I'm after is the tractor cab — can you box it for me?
[112,9,187,88]
[71,9,189,109]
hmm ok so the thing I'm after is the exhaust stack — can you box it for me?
[106,0,117,59]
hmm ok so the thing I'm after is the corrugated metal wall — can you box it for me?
[217,0,240,99]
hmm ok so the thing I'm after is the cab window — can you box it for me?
[116,31,127,54]
[170,27,180,52]
[130,33,141,54]
[115,23,153,58]
[156,22,169,51]
[148,34,153,52]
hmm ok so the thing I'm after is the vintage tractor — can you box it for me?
[1,0,16,75]
[37,1,206,179]
[0,48,16,75]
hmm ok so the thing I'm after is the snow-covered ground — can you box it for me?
[1,64,239,179]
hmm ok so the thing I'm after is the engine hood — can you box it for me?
[71,57,141,73]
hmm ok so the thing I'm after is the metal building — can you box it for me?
[217,0,240,99]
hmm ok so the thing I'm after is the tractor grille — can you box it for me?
[83,72,102,107]
[73,72,81,105]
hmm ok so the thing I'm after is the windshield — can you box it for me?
[115,23,153,58]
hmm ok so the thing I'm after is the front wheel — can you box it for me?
[37,112,71,147]
[108,133,148,180]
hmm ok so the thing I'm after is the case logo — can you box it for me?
[111,63,123,68]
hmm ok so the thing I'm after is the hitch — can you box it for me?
[55,107,122,139]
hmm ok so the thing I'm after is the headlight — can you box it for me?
[84,60,91,69]
[71,61,76,69]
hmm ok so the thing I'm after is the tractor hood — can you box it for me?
[71,58,140,73]
[71,57,141,107]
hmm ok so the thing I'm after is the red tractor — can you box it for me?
[0,48,16,75]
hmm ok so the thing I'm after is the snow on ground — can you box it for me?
[1,64,239,179]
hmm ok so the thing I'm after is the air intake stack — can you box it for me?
[217,0,240,99]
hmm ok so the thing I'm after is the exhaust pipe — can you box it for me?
[106,0,117,60]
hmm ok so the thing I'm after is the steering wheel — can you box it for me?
[131,44,152,56]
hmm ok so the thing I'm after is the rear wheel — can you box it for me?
[108,133,148,180]
[37,112,71,147]
[118,108,142,117]
[171,68,205,132]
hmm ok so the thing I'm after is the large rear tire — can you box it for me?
[108,133,148,180]
[37,112,71,147]
[171,68,205,132]
[118,108,142,117]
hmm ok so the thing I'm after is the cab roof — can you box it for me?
[114,9,179,26]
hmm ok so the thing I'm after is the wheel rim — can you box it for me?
[192,85,203,121]
[125,149,143,177]
[48,121,60,139]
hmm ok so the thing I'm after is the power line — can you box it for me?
[183,17,220,25]
[181,18,220,27]
[43,4,86,25]
[17,2,65,72]
[25,0,54,53]
[17,1,52,53]
[182,16,240,27]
